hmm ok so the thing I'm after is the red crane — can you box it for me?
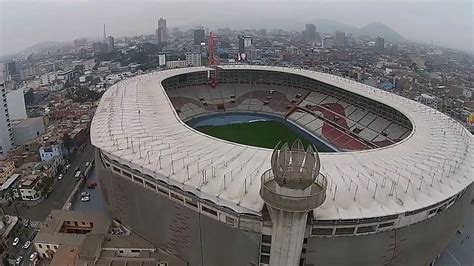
[208,32,218,66]
[208,32,218,88]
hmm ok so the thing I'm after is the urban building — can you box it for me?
[417,93,438,109]
[166,59,186,68]
[334,31,346,46]
[194,28,205,45]
[238,35,252,60]
[32,210,182,265]
[156,18,167,44]
[158,54,166,67]
[4,61,20,82]
[462,88,473,98]
[0,208,18,259]
[304,24,317,42]
[107,36,114,52]
[0,160,15,184]
[0,84,14,156]
[6,88,27,120]
[375,36,385,51]
[16,174,41,201]
[185,53,202,67]
[322,37,334,49]
[39,144,63,162]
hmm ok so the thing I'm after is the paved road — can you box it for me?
[72,167,107,213]
[4,139,94,221]
[5,220,40,266]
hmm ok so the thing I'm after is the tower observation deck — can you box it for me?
[260,140,327,266]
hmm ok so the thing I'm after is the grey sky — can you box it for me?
[0,0,472,56]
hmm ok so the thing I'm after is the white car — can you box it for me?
[81,196,90,202]
[81,192,90,197]
[66,164,71,169]
[15,256,23,265]
[58,174,63,180]
[12,237,20,246]
[85,161,90,167]
[22,240,31,249]
[29,252,38,262]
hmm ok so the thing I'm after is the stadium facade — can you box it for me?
[91,66,473,266]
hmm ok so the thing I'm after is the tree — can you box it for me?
[63,133,74,157]
[24,88,34,105]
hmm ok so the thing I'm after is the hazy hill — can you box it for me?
[358,22,405,42]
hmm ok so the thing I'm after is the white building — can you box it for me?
[322,37,334,49]
[17,175,41,201]
[158,54,166,67]
[39,144,63,162]
[462,88,473,98]
[166,60,187,69]
[6,88,27,120]
[0,84,13,156]
[417,93,438,109]
[40,72,57,86]
[185,53,202,67]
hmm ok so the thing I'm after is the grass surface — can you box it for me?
[196,121,312,149]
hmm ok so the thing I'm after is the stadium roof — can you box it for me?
[91,65,473,220]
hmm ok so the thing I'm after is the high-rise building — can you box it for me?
[185,53,202,67]
[5,61,19,82]
[6,88,27,120]
[194,29,205,45]
[375,36,385,51]
[0,84,14,156]
[103,24,107,44]
[157,18,167,44]
[334,31,346,47]
[107,36,114,52]
[304,24,317,42]
[322,37,334,49]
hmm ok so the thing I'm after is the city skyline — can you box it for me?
[0,0,472,57]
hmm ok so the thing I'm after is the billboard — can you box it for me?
[467,113,474,127]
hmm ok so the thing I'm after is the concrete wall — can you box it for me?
[96,150,261,266]
[305,183,472,266]
[12,117,45,145]
[6,88,27,120]
[96,148,472,266]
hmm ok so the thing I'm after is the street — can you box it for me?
[72,167,107,213]
[4,140,94,221]
[3,139,95,265]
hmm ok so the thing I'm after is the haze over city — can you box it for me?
[0,0,473,266]
[0,0,473,56]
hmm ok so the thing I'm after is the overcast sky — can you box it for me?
[0,0,472,56]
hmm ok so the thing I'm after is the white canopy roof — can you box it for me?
[91,66,473,220]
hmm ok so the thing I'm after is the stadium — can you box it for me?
[91,66,473,266]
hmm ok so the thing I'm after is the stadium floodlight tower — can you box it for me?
[260,140,327,266]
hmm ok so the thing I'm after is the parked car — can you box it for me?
[66,164,71,170]
[81,192,90,197]
[29,252,38,262]
[15,256,23,265]
[81,196,90,202]
[22,240,31,249]
[58,174,63,180]
[12,237,19,246]
[85,161,90,167]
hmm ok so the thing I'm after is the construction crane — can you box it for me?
[207,32,218,88]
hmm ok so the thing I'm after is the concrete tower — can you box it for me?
[260,140,327,266]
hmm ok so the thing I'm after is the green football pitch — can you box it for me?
[195,120,313,149]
